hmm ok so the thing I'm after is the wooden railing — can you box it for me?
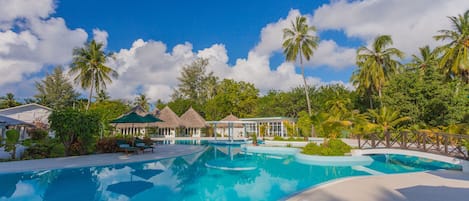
[357,131,469,159]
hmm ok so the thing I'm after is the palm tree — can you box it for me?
[351,35,404,108]
[134,93,150,111]
[409,46,440,73]
[434,9,469,82]
[69,40,118,110]
[0,93,20,108]
[282,15,319,116]
[367,106,410,133]
[94,90,110,103]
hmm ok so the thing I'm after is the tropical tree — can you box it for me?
[173,58,218,106]
[134,93,150,111]
[282,15,319,116]
[434,9,469,82]
[69,40,118,110]
[367,106,411,133]
[351,35,404,109]
[0,93,21,109]
[35,66,80,109]
[409,45,440,73]
[94,90,110,103]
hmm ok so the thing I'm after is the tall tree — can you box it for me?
[351,35,404,108]
[282,15,319,116]
[173,58,218,106]
[94,90,110,103]
[205,79,259,120]
[0,93,21,109]
[35,66,80,109]
[134,93,150,111]
[69,40,118,110]
[434,9,469,82]
[409,46,439,73]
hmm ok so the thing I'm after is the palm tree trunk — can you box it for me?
[86,81,94,111]
[300,53,312,116]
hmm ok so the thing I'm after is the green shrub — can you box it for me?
[302,142,322,155]
[28,128,48,141]
[96,137,119,153]
[301,139,351,156]
[273,136,284,141]
[5,130,20,159]
[23,143,54,159]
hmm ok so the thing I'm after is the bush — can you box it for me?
[96,137,119,153]
[28,128,48,141]
[302,142,322,155]
[273,136,284,141]
[23,143,54,159]
[301,139,351,156]
[5,130,20,159]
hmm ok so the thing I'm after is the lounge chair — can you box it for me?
[134,138,154,153]
[116,140,139,155]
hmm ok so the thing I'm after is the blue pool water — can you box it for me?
[0,146,462,201]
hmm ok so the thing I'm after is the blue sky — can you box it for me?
[1,0,468,101]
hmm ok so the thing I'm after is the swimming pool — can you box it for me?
[0,145,461,201]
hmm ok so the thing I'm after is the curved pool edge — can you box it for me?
[284,169,469,201]
[243,146,374,166]
[0,144,208,175]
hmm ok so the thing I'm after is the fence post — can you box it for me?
[422,132,427,151]
[402,131,407,149]
[385,131,390,148]
[371,133,376,148]
[357,135,361,149]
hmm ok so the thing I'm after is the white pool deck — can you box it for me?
[0,144,206,174]
[288,170,469,201]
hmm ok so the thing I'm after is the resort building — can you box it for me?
[207,114,247,138]
[0,103,52,129]
[179,107,208,137]
[239,117,296,138]
[153,106,182,138]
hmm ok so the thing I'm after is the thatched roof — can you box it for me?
[217,114,243,128]
[150,108,160,116]
[152,106,181,128]
[127,105,148,116]
[180,107,207,128]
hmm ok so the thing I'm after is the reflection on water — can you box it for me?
[0,146,458,201]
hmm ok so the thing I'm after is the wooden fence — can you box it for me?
[357,131,469,159]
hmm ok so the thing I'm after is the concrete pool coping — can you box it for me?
[0,144,206,174]
[287,170,469,201]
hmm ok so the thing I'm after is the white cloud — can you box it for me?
[93,29,109,48]
[312,0,469,55]
[0,0,88,97]
[307,40,355,69]
[0,0,55,30]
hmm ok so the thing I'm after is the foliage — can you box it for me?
[381,66,469,127]
[434,10,469,83]
[283,120,297,137]
[34,66,80,109]
[134,93,151,111]
[49,109,100,156]
[96,137,119,153]
[282,15,319,116]
[172,58,218,107]
[90,100,130,137]
[70,40,118,110]
[28,128,48,141]
[297,111,312,138]
[0,93,21,109]
[302,139,351,156]
[94,90,110,103]
[351,35,404,109]
[252,133,258,145]
[273,136,306,141]
[5,130,20,159]
[22,139,63,160]
[367,107,411,132]
[204,79,259,120]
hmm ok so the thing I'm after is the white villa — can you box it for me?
[0,103,52,140]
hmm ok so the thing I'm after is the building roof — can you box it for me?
[0,103,52,116]
[217,114,243,128]
[126,105,148,116]
[180,107,207,128]
[152,106,182,128]
[0,115,34,127]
